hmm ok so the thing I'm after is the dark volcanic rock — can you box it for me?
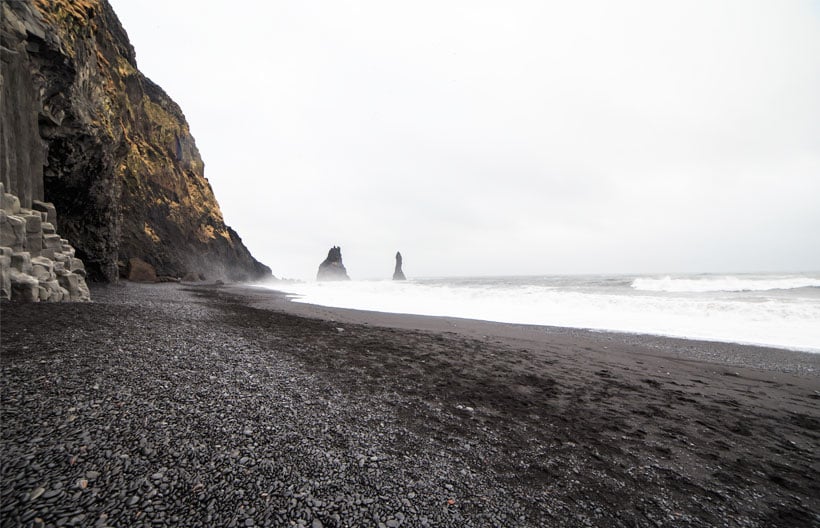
[392,251,406,280]
[127,257,156,283]
[0,0,271,282]
[4,284,818,527]
[181,271,205,282]
[317,246,350,281]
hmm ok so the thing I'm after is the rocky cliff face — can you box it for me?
[0,0,271,282]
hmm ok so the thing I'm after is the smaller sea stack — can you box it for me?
[393,251,406,281]
[317,246,350,281]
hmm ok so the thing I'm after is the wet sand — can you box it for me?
[1,282,818,527]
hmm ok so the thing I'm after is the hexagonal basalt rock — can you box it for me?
[0,189,89,302]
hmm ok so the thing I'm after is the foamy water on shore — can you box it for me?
[262,273,820,353]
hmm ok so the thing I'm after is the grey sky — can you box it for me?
[108,0,820,280]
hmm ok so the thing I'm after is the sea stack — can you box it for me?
[317,246,350,281]
[393,251,406,280]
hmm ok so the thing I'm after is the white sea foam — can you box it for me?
[261,274,820,353]
[631,275,820,293]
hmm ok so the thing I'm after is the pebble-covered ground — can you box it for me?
[1,283,818,527]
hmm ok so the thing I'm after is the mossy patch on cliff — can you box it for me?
[34,0,99,58]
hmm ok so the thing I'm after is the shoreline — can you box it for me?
[2,282,818,527]
[244,274,820,356]
[228,282,820,376]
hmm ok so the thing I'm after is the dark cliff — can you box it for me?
[0,0,271,281]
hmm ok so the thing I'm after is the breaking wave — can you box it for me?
[263,274,820,353]
[631,276,820,293]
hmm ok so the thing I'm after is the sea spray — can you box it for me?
[261,273,820,352]
[631,275,820,293]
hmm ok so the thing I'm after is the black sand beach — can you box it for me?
[1,282,818,527]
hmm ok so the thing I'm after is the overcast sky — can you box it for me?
[108,0,820,280]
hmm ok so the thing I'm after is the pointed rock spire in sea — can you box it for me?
[393,251,406,280]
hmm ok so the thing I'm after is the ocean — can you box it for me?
[263,273,820,353]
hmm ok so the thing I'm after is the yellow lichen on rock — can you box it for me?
[35,0,99,22]
[33,0,100,57]
[143,222,161,243]
[116,56,135,78]
[198,224,216,242]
